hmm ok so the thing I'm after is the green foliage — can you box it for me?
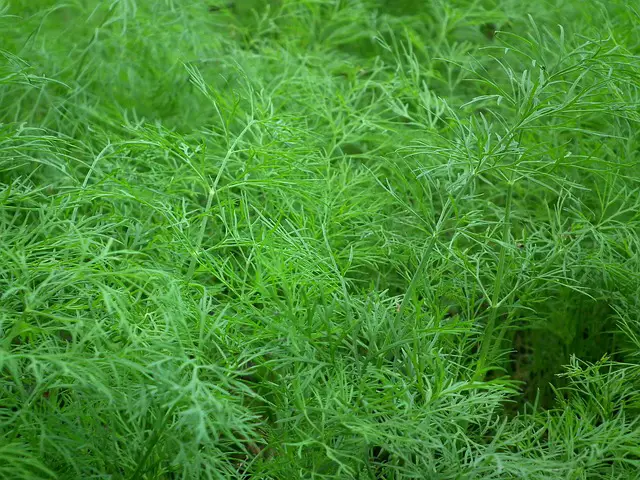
[1,0,639,478]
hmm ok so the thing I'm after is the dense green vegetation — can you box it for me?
[1,1,639,478]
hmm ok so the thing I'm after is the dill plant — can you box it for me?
[1,1,639,479]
